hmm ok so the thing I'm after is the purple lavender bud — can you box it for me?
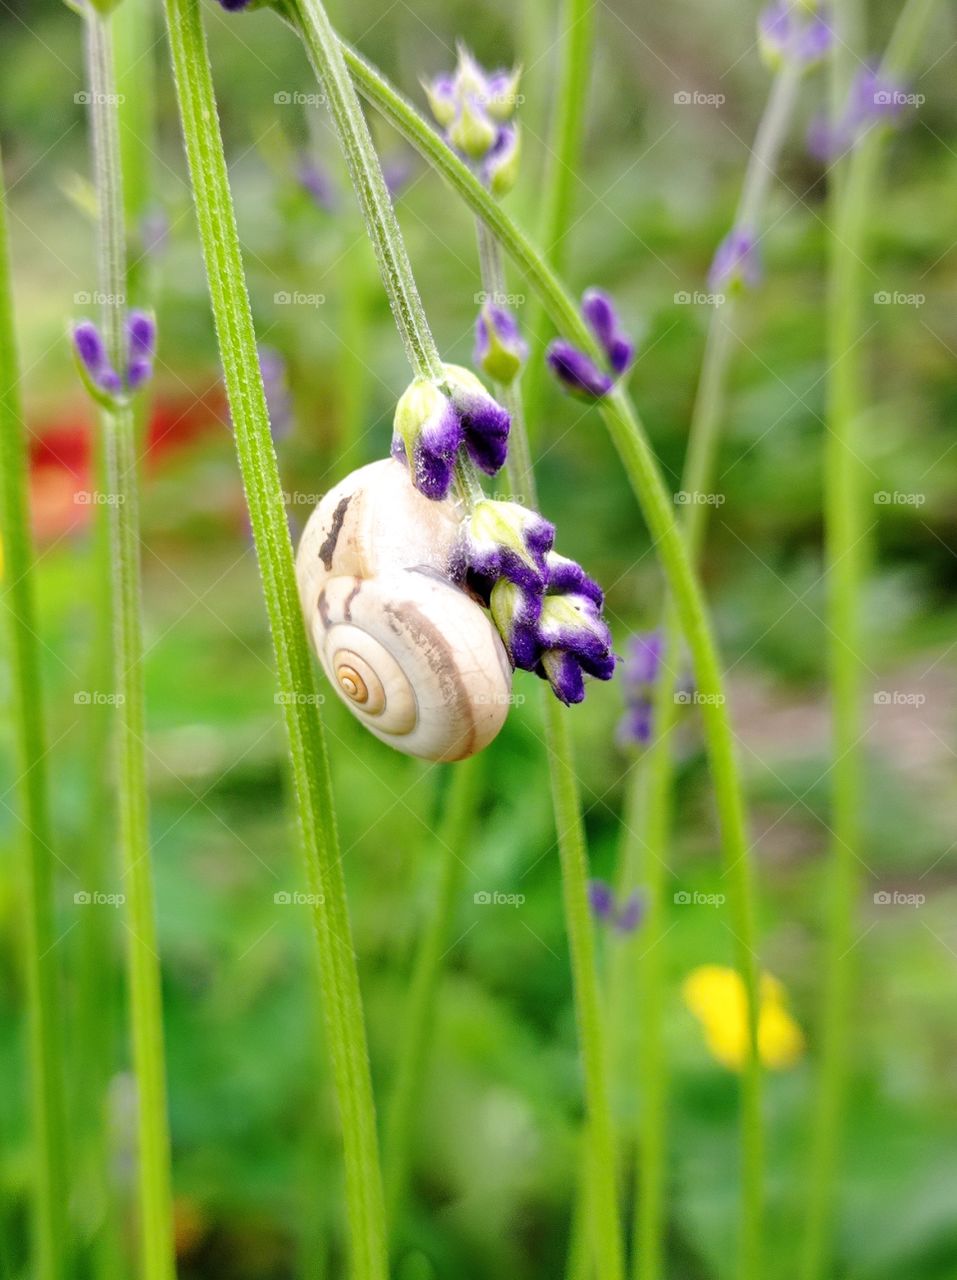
[544,553,605,609]
[539,649,587,705]
[445,366,511,477]
[589,879,616,922]
[614,890,645,934]
[708,227,762,292]
[72,319,123,397]
[475,303,527,384]
[124,310,156,392]
[546,340,614,398]
[758,1,833,67]
[296,153,336,212]
[489,577,544,670]
[423,72,458,128]
[618,699,655,747]
[481,123,521,197]
[393,378,464,501]
[457,499,554,601]
[582,289,634,376]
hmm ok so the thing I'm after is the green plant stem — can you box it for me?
[801,3,938,1276]
[0,143,67,1280]
[522,0,594,424]
[339,43,764,1276]
[383,756,483,1226]
[163,3,388,1276]
[475,218,624,1280]
[85,13,176,1280]
[282,0,442,382]
[623,57,803,1280]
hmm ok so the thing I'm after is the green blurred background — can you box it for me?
[1,0,956,1275]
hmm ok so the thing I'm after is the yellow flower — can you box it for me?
[683,964,805,1071]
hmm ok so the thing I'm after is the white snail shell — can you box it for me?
[295,458,512,761]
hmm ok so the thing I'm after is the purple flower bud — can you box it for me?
[71,320,123,398]
[445,366,511,476]
[547,289,634,399]
[544,552,604,609]
[618,630,664,748]
[456,499,554,601]
[808,66,912,162]
[475,303,527,384]
[582,289,634,376]
[708,227,762,292]
[547,340,614,398]
[296,154,336,211]
[758,1,833,67]
[393,378,464,501]
[125,310,156,392]
[614,890,645,934]
[481,123,521,197]
[589,879,616,922]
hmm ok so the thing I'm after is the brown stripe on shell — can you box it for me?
[317,494,352,569]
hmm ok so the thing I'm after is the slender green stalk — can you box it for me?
[522,0,595,423]
[84,13,177,1280]
[546,698,626,1280]
[0,144,68,1280]
[475,219,625,1280]
[384,757,483,1226]
[802,3,938,1275]
[624,57,803,1280]
[163,3,388,1276]
[339,43,765,1275]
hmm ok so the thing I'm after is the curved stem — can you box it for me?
[85,14,177,1280]
[383,757,483,1227]
[282,0,442,382]
[339,41,765,1274]
[0,144,68,1280]
[801,3,938,1275]
[163,3,388,1277]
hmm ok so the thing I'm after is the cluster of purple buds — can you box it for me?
[547,288,635,399]
[474,301,528,385]
[617,630,663,747]
[589,880,644,934]
[807,66,913,163]
[71,311,156,407]
[708,227,763,293]
[424,46,521,197]
[392,365,511,500]
[453,500,616,704]
[757,1,834,69]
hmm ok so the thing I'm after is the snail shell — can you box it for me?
[295,458,512,761]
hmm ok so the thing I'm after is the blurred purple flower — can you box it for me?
[758,1,834,66]
[589,880,645,934]
[808,65,912,161]
[708,227,762,292]
[72,309,156,401]
[617,630,663,748]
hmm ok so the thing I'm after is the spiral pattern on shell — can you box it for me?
[295,459,512,761]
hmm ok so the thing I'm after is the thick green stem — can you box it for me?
[85,13,177,1280]
[339,43,764,1275]
[163,3,387,1276]
[801,2,938,1275]
[0,143,68,1280]
[383,757,483,1226]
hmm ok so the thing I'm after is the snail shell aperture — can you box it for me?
[295,458,512,761]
